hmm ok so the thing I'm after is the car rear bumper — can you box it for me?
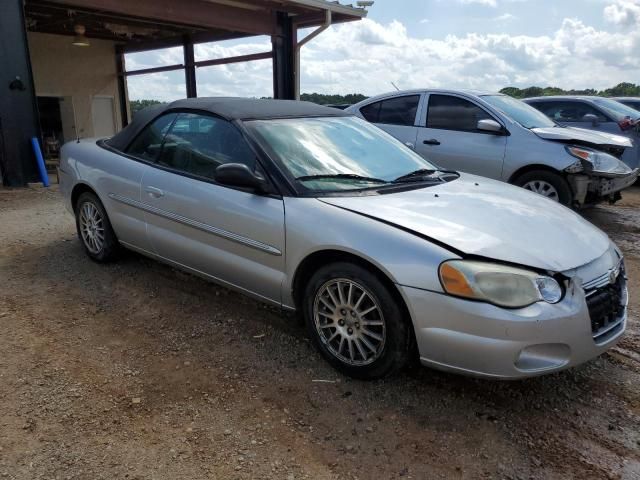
[399,280,627,379]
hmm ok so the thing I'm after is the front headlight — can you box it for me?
[439,260,562,308]
[565,146,631,175]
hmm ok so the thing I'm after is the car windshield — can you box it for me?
[246,116,439,192]
[591,97,640,121]
[481,94,557,129]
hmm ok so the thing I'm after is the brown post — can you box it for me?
[184,36,197,98]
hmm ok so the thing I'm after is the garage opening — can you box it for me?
[1,0,367,186]
[36,96,77,182]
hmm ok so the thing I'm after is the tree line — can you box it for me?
[499,82,640,99]
[129,83,640,116]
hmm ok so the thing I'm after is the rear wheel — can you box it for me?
[513,170,573,206]
[75,192,119,262]
[303,262,410,379]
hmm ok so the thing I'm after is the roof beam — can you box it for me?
[43,0,277,35]
[194,51,272,68]
[121,31,256,53]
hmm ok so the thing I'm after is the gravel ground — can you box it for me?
[1,185,639,480]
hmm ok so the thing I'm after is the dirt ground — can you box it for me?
[1,185,639,480]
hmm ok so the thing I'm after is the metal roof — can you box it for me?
[25,0,367,47]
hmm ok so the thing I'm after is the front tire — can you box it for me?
[75,192,120,262]
[303,262,411,380]
[513,170,573,206]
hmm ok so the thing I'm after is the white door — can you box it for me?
[91,96,116,138]
[59,96,77,143]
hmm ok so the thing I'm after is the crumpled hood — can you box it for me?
[532,126,632,148]
[319,174,611,272]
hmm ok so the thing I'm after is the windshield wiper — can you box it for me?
[392,169,439,183]
[295,173,389,184]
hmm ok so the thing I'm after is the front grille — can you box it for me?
[584,264,626,343]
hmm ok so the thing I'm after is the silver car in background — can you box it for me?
[347,90,638,207]
[59,98,627,380]
[524,96,640,169]
[612,97,640,112]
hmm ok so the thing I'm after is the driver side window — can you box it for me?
[156,113,257,181]
[426,94,492,132]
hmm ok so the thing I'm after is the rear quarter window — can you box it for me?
[359,95,420,126]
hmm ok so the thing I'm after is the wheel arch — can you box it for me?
[291,249,415,338]
[291,248,419,363]
[71,182,100,213]
[507,163,566,184]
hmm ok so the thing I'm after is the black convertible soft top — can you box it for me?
[108,97,350,152]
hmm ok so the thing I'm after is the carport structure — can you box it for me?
[0,0,366,186]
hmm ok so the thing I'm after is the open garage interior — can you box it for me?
[0,0,366,187]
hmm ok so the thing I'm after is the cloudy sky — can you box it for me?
[125,0,640,101]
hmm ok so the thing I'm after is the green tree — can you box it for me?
[130,99,163,117]
[300,92,367,105]
[601,82,640,97]
[499,87,522,98]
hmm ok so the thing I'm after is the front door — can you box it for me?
[415,93,507,179]
[140,112,286,304]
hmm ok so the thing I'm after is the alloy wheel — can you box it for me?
[522,180,560,201]
[313,278,386,366]
[79,201,105,254]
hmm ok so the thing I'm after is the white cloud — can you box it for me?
[604,0,640,27]
[126,1,640,101]
[459,0,498,7]
[494,13,516,21]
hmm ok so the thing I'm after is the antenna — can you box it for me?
[391,81,400,91]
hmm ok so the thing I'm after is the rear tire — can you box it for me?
[303,262,411,380]
[513,170,573,207]
[75,192,120,262]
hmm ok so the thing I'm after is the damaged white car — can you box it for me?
[348,90,639,207]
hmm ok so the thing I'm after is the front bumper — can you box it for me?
[400,276,627,379]
[594,168,639,196]
[569,168,638,205]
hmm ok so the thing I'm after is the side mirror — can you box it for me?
[214,163,267,192]
[582,113,599,126]
[477,119,504,134]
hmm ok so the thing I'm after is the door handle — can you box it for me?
[145,186,164,198]
[423,139,441,145]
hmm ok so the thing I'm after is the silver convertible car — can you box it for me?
[59,98,628,380]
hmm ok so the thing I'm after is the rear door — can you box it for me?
[415,93,507,178]
[358,94,422,149]
[140,112,286,303]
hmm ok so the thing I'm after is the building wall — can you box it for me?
[27,32,123,139]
